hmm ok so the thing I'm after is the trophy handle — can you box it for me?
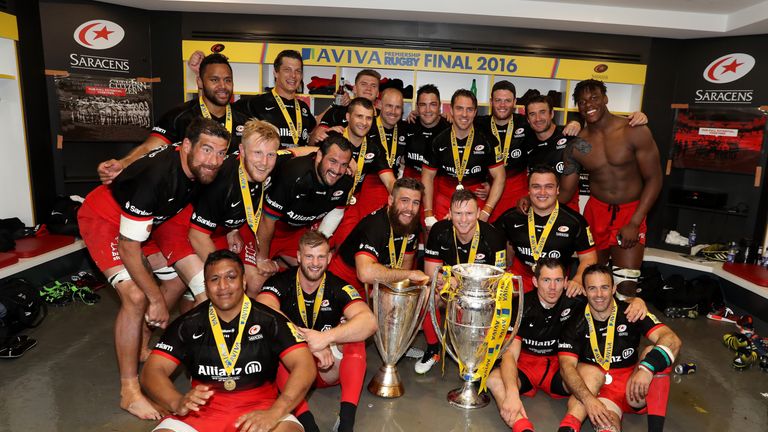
[499,275,525,355]
[428,266,459,364]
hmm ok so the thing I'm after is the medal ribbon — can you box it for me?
[388,225,408,269]
[450,127,475,186]
[199,94,232,134]
[208,296,252,378]
[528,202,560,263]
[376,117,398,168]
[238,156,263,234]
[476,272,515,392]
[271,88,302,146]
[343,128,367,204]
[453,222,480,265]
[296,271,326,329]
[491,118,513,164]
[585,299,618,372]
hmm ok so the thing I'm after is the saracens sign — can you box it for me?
[695,53,756,104]
[70,19,129,73]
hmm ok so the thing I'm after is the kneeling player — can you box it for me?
[557,264,682,432]
[257,232,377,432]
[141,250,316,432]
[486,258,646,432]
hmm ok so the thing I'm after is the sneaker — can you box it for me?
[405,346,424,359]
[38,281,73,306]
[723,332,750,351]
[69,284,101,305]
[706,306,739,323]
[737,315,754,331]
[733,346,758,370]
[414,344,440,375]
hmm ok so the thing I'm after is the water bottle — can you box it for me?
[334,77,346,106]
[688,224,697,247]
[726,242,737,263]
[470,78,477,96]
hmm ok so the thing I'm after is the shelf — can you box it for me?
[666,203,748,217]
[0,73,14,80]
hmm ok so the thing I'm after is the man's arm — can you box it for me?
[98,135,168,184]
[188,228,218,260]
[117,235,168,327]
[558,354,614,427]
[559,138,588,203]
[255,291,281,312]
[628,325,681,404]
[481,164,506,221]
[300,302,376,352]
[498,338,525,425]
[235,346,316,432]
[421,167,437,226]
[141,354,214,415]
[378,170,396,193]
[356,253,429,286]
[619,126,662,247]
[566,250,598,297]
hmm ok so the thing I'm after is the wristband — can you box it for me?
[424,209,434,217]
[482,204,494,214]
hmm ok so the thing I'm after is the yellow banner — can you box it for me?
[182,40,646,84]
[554,59,646,84]
[182,40,264,63]
[0,12,18,41]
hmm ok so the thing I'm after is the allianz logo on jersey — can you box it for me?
[515,247,561,259]
[70,20,130,73]
[197,361,262,377]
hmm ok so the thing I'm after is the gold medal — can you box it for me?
[456,184,464,190]
[349,196,357,205]
[224,378,237,391]
[604,372,613,385]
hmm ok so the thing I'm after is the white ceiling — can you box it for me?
[99,0,768,39]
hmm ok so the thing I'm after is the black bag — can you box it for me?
[0,278,47,339]
[47,195,82,237]
[686,275,724,313]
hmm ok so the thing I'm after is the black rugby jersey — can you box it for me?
[233,93,316,148]
[111,144,196,224]
[525,125,586,175]
[263,153,353,227]
[474,113,529,174]
[425,219,507,267]
[366,118,409,177]
[151,99,247,154]
[261,269,364,332]
[349,137,390,192]
[337,207,419,267]
[495,205,595,272]
[423,127,501,181]
[152,298,305,391]
[319,105,348,128]
[403,118,450,174]
[191,151,293,232]
[558,301,665,369]
[514,291,585,356]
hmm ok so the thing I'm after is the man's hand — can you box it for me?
[563,120,582,136]
[297,327,331,353]
[408,270,430,286]
[235,407,282,432]
[310,125,344,146]
[97,159,125,184]
[584,396,616,430]
[145,298,170,329]
[187,50,205,77]
[172,384,213,416]
[499,395,526,427]
[406,110,419,124]
[227,229,245,255]
[624,297,648,322]
[565,279,585,298]
[256,259,279,277]
[617,222,640,249]
[627,111,648,127]
[475,182,490,200]
[311,346,335,370]
[516,196,531,214]
[628,366,653,404]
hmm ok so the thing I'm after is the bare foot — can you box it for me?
[120,387,161,420]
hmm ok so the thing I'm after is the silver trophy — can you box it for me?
[429,263,524,409]
[367,279,429,398]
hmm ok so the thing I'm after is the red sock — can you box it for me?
[647,366,672,417]
[423,309,442,345]
[558,414,582,431]
[276,363,311,416]
[512,417,535,432]
[339,341,366,405]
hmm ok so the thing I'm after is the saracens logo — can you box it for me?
[74,20,125,50]
[703,53,755,84]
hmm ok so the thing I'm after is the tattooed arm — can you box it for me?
[559,137,589,204]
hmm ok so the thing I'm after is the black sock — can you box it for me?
[297,411,320,432]
[648,414,665,432]
[338,401,357,432]
[557,427,576,432]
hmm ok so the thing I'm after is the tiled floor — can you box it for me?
[1,290,766,432]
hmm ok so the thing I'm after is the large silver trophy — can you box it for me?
[367,279,430,398]
[429,264,524,409]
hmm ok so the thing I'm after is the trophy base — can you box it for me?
[447,380,490,409]
[367,364,404,398]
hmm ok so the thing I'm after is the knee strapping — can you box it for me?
[108,268,132,288]
[153,266,178,281]
[612,266,641,286]
[187,270,205,296]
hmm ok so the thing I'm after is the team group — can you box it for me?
[77,49,680,432]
